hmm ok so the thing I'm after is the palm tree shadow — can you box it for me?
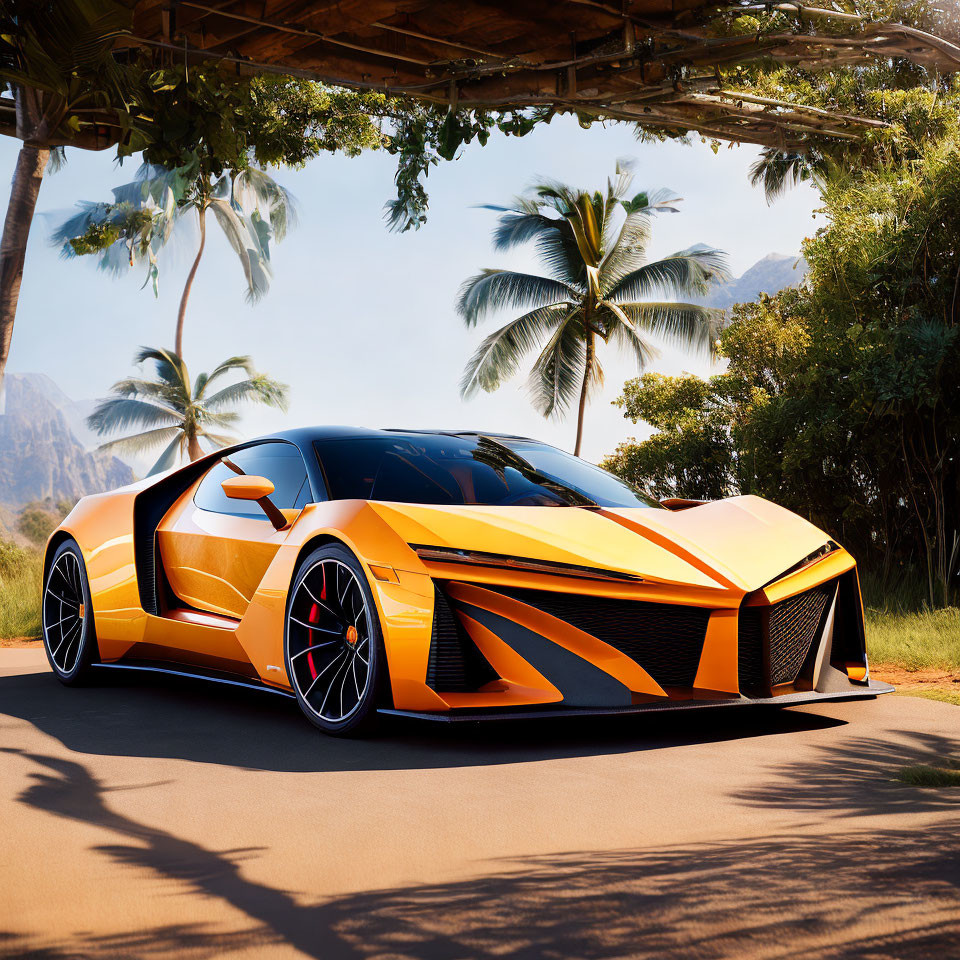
[3,748,958,960]
[0,668,846,772]
[734,728,960,818]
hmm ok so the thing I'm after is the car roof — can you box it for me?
[264,426,540,444]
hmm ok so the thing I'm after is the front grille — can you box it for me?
[769,584,833,685]
[426,587,499,692]
[494,587,711,688]
[738,580,836,695]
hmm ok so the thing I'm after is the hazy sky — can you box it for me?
[3,116,820,469]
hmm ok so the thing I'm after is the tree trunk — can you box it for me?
[175,204,207,357]
[574,332,595,457]
[187,432,203,461]
[0,142,49,392]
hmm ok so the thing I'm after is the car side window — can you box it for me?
[194,442,310,519]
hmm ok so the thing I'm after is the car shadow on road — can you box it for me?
[0,666,847,772]
[1,747,958,960]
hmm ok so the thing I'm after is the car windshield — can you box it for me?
[313,435,660,508]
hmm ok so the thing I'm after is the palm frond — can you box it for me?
[87,397,181,436]
[209,198,272,304]
[526,315,586,419]
[457,270,577,326]
[614,302,723,358]
[459,303,570,398]
[203,377,289,413]
[232,167,299,241]
[95,425,182,456]
[605,245,730,300]
[749,148,831,204]
[598,301,658,370]
[201,355,258,392]
[147,433,186,476]
[200,431,240,449]
[133,347,191,395]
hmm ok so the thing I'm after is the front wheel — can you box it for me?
[42,539,99,685]
[284,544,385,737]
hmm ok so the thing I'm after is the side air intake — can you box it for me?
[426,586,499,692]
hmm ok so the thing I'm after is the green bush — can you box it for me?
[0,537,41,639]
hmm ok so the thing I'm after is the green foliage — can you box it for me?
[866,605,960,670]
[17,509,57,546]
[0,541,41,640]
[88,347,289,474]
[895,763,960,787]
[0,534,29,579]
[14,499,73,547]
[53,161,297,305]
[606,130,960,606]
[459,163,728,452]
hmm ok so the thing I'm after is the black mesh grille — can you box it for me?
[737,606,765,693]
[426,587,499,692]
[769,584,833,685]
[494,587,710,688]
[738,580,836,694]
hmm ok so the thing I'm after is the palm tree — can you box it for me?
[458,163,730,455]
[52,162,296,355]
[0,0,133,391]
[87,347,289,475]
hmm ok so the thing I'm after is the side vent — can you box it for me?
[426,586,499,692]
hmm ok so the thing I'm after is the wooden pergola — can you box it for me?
[127,1,960,149]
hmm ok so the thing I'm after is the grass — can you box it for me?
[895,688,960,706]
[0,551,42,640]
[864,606,960,672]
[895,761,960,787]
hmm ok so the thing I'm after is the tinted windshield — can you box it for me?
[314,435,660,508]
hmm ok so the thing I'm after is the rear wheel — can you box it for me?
[284,544,385,736]
[42,539,98,685]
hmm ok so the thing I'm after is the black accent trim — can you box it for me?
[133,458,212,615]
[458,602,633,707]
[490,586,710,689]
[413,545,642,583]
[425,586,499,692]
[92,661,295,698]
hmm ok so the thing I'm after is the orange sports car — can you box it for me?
[42,427,891,735]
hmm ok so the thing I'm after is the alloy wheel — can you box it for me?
[287,559,373,724]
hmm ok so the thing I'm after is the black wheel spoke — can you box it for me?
[288,558,374,724]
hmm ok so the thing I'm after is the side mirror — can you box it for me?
[222,475,275,501]
[221,475,288,530]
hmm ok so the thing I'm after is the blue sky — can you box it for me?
[3,115,819,469]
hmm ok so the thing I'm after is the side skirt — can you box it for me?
[377,681,894,723]
[92,661,296,698]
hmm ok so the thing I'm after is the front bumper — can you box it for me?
[379,680,894,722]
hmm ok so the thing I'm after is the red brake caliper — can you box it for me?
[306,567,328,680]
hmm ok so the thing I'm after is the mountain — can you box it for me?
[697,253,807,311]
[0,373,134,511]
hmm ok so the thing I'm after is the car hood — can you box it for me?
[369,495,832,594]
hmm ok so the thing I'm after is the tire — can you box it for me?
[284,543,386,737]
[42,539,99,685]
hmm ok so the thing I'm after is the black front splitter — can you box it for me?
[377,680,894,723]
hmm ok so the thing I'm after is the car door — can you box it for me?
[157,442,312,619]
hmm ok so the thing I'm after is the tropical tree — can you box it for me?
[458,164,729,455]
[0,0,135,391]
[88,347,288,474]
[52,160,297,355]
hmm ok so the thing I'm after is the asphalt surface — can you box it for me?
[1,648,958,960]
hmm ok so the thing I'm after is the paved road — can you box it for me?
[1,648,958,960]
